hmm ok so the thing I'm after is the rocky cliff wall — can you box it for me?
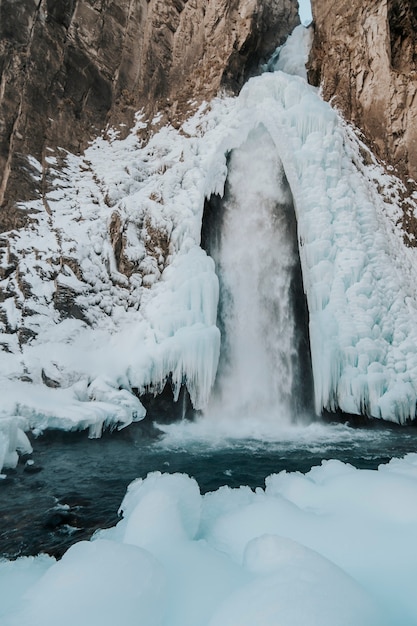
[0,0,299,224]
[309,0,417,186]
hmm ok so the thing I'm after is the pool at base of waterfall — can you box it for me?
[1,417,417,559]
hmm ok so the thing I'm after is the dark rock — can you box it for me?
[41,369,60,389]
[23,464,44,474]
[53,284,88,322]
[309,0,417,184]
[43,510,72,529]
[139,381,195,425]
[17,327,37,345]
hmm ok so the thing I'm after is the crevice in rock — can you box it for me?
[388,0,417,71]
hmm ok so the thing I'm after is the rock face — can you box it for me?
[0,0,299,222]
[308,0,417,184]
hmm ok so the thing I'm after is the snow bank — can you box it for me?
[5,455,417,625]
[1,25,417,468]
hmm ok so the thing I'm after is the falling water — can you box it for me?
[203,124,312,427]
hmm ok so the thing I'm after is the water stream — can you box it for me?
[203,125,313,428]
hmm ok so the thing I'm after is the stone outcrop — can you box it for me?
[308,0,417,184]
[0,0,299,222]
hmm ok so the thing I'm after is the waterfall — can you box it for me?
[203,125,312,427]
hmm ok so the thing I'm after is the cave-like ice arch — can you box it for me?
[201,69,417,423]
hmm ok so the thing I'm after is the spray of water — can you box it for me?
[203,125,305,432]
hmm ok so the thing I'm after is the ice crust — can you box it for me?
[5,455,417,625]
[1,26,417,467]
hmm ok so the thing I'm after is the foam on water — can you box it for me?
[156,416,397,453]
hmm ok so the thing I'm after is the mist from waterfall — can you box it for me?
[203,125,311,430]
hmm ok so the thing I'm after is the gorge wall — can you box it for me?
[309,0,417,187]
[0,0,299,226]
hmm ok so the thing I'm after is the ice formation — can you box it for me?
[4,454,417,625]
[1,25,417,468]
[298,0,313,26]
[204,125,302,423]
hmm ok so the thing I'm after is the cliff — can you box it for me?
[308,0,417,187]
[0,0,299,225]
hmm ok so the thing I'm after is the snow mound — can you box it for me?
[6,455,417,625]
[4,540,165,626]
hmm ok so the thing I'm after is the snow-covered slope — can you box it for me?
[1,26,417,469]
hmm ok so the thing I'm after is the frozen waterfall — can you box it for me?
[3,24,417,474]
[202,125,312,425]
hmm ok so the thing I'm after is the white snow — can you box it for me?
[2,540,165,626]
[1,24,417,469]
[0,555,55,620]
[5,455,417,625]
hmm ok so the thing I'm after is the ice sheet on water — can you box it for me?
[6,456,417,625]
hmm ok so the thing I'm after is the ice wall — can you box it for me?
[238,71,417,422]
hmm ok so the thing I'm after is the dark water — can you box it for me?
[1,418,417,559]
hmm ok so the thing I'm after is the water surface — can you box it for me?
[1,418,417,559]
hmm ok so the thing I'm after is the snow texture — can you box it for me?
[4,455,417,625]
[1,25,417,467]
